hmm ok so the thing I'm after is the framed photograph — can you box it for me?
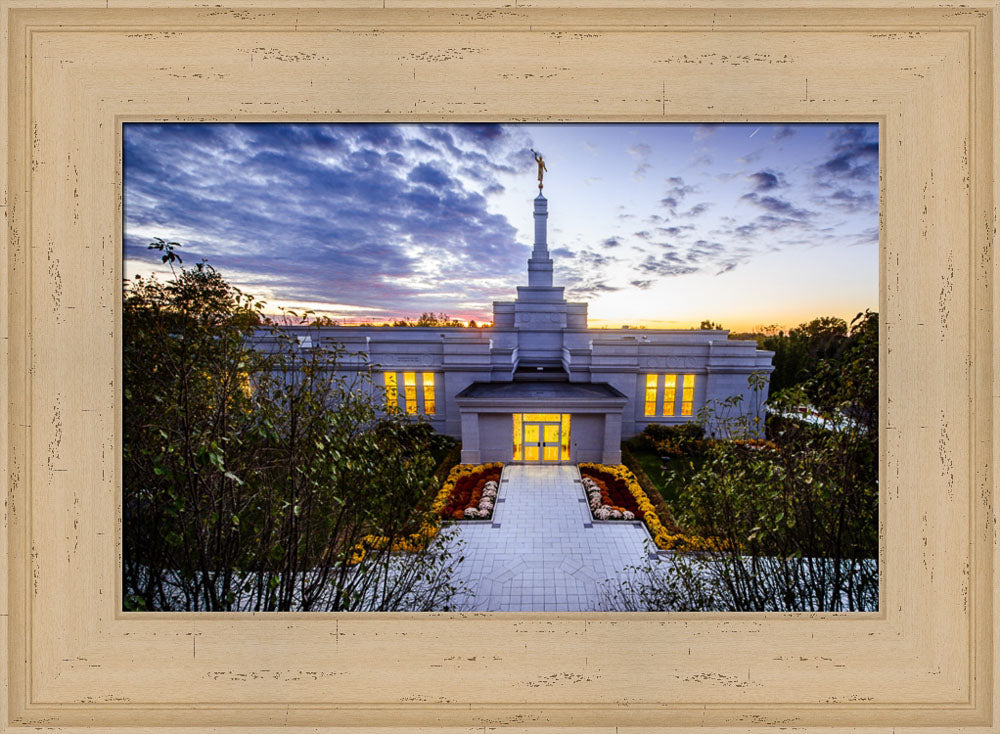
[2,1,997,731]
[119,119,879,617]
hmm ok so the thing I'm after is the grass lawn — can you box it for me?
[628,445,705,506]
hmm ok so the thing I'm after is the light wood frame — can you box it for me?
[1,1,998,731]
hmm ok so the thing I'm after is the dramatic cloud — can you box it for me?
[124,122,878,327]
[124,123,531,320]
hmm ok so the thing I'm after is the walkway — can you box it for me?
[443,464,656,611]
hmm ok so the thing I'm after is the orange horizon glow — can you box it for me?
[269,309,873,334]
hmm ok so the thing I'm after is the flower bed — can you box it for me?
[579,473,639,521]
[437,462,503,521]
[579,462,720,552]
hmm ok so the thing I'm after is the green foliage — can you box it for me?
[627,423,708,459]
[123,250,463,612]
[803,310,878,435]
[731,315,851,394]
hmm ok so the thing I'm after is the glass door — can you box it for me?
[513,413,571,462]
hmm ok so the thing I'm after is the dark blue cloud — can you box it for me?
[656,225,693,237]
[740,193,812,220]
[638,253,699,278]
[824,187,877,214]
[816,125,878,182]
[748,170,781,192]
[659,176,696,215]
[407,162,452,188]
[731,213,810,239]
[680,202,711,218]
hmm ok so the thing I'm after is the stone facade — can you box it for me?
[256,191,774,464]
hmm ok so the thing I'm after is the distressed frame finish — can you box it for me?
[1,1,998,731]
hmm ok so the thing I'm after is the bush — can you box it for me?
[433,444,462,486]
[630,422,708,459]
[643,423,705,443]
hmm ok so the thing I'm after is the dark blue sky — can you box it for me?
[123,122,878,329]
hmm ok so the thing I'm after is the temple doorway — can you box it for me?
[513,413,570,462]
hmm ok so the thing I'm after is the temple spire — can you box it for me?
[527,190,553,287]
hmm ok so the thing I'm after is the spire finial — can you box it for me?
[530,148,547,190]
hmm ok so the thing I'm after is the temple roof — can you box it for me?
[455,381,627,402]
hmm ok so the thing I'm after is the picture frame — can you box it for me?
[1,1,997,731]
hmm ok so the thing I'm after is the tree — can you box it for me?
[123,249,463,612]
[804,311,877,435]
[384,313,481,328]
[699,319,725,331]
[755,315,850,394]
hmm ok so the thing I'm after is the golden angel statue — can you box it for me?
[530,148,547,189]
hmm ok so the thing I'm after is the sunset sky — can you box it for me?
[123,122,878,331]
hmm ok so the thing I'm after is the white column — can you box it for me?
[460,412,481,464]
[602,413,623,464]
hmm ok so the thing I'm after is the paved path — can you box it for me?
[443,464,657,611]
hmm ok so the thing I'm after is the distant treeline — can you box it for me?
[701,315,877,395]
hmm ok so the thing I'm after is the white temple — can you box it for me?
[259,185,774,464]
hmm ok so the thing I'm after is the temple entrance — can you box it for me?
[513,413,570,462]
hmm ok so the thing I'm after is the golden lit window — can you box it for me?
[383,372,398,412]
[681,374,695,416]
[663,374,677,416]
[512,414,523,460]
[403,372,417,414]
[421,372,436,415]
[523,413,561,421]
[560,413,571,461]
[644,374,658,416]
[543,424,559,461]
[524,422,540,461]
